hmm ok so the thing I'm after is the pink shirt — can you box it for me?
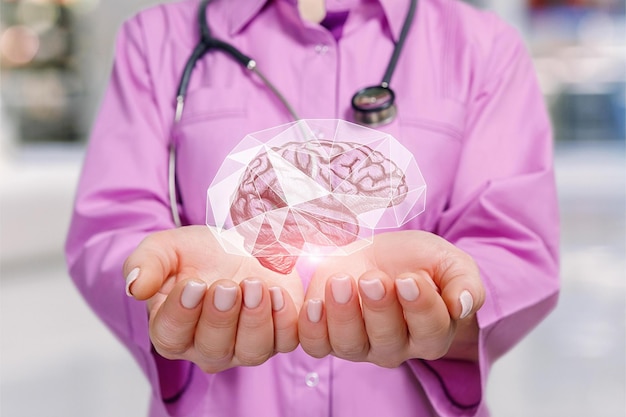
[65,0,560,415]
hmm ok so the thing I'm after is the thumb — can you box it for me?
[123,230,179,300]
[435,250,485,321]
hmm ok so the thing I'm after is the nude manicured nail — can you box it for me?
[181,281,206,309]
[359,278,385,301]
[269,287,284,311]
[214,285,237,312]
[307,299,323,323]
[330,275,352,304]
[243,280,263,309]
[125,267,140,297]
[459,290,474,319]
[396,277,419,301]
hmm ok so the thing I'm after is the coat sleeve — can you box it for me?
[408,14,560,417]
[65,13,206,416]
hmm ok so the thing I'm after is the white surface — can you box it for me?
[0,146,81,265]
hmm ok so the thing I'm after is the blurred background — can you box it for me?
[0,0,624,415]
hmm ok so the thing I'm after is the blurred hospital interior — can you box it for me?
[1,0,624,416]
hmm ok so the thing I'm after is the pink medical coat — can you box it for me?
[65,0,560,415]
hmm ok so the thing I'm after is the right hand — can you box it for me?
[123,225,303,373]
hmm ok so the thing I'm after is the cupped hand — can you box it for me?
[123,225,303,373]
[298,230,485,366]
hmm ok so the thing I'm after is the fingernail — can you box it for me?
[307,299,323,323]
[359,278,385,301]
[396,277,419,301]
[459,290,474,319]
[125,267,140,297]
[243,280,263,309]
[214,285,237,312]
[181,281,206,309]
[330,275,352,304]
[269,287,284,311]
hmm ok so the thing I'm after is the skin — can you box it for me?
[123,226,485,373]
[298,0,326,24]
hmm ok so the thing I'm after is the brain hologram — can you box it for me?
[206,119,426,274]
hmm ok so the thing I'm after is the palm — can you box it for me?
[306,231,448,297]
[144,225,305,310]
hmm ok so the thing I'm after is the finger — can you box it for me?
[395,272,453,360]
[144,275,176,318]
[123,231,179,300]
[325,274,369,361]
[269,287,299,353]
[234,279,274,366]
[149,279,207,359]
[358,271,408,366]
[298,298,330,358]
[194,280,241,372]
[435,251,485,320]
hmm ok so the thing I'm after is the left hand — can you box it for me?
[123,226,303,373]
[297,230,485,367]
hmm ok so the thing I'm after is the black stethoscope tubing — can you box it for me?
[381,0,417,88]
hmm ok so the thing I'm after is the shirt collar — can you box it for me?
[222,0,415,41]
[377,0,416,41]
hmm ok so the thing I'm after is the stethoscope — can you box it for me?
[169,0,417,227]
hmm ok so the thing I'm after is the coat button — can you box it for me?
[305,372,320,387]
[314,44,329,54]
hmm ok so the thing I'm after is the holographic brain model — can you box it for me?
[206,119,426,274]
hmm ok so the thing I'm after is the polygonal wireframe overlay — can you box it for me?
[206,119,426,274]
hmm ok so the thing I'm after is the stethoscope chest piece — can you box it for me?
[351,85,397,126]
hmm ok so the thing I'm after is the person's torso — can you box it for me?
[135,0,496,415]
